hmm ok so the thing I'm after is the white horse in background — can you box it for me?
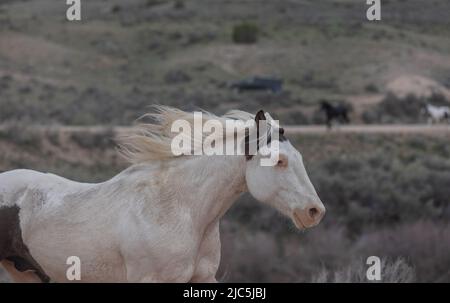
[0,107,325,283]
[423,104,450,124]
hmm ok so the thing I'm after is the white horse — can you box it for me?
[0,107,325,283]
[423,104,450,124]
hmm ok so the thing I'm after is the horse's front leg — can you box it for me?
[124,253,197,283]
[190,224,221,283]
[122,237,199,283]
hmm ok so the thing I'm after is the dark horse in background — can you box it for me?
[320,101,350,129]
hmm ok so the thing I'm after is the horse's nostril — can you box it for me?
[293,205,324,229]
[308,207,319,220]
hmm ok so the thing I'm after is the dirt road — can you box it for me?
[56,124,450,136]
[1,124,450,136]
[284,124,450,135]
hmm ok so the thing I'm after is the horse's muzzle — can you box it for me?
[292,204,326,229]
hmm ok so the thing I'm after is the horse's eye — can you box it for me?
[279,128,285,135]
[276,155,288,168]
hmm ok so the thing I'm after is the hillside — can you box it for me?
[1,0,450,125]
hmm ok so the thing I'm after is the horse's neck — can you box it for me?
[115,156,247,230]
[174,155,248,229]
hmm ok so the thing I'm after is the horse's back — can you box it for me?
[0,169,84,207]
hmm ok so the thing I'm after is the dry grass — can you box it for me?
[312,258,415,283]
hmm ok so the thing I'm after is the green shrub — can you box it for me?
[232,22,259,44]
[309,146,450,232]
[146,0,166,7]
[173,0,184,9]
[0,124,42,148]
[365,83,379,93]
[70,128,115,150]
[111,5,121,13]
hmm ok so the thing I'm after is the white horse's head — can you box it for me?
[245,110,325,230]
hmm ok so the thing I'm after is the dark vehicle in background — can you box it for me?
[231,76,283,93]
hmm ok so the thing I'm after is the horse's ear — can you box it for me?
[253,110,268,153]
[255,110,266,125]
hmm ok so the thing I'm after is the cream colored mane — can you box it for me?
[117,106,255,163]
